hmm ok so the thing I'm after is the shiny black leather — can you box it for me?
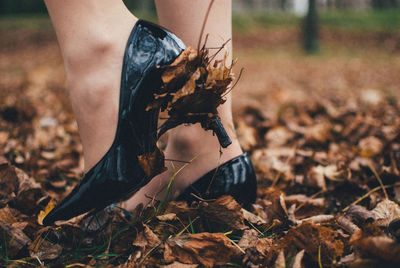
[43,20,186,226]
[176,153,257,208]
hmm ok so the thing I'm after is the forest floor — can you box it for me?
[1,16,400,267]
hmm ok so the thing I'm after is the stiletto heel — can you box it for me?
[204,115,232,148]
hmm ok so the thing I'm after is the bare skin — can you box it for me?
[44,0,241,211]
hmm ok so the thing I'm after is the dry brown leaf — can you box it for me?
[132,224,161,251]
[29,235,63,260]
[242,208,267,225]
[260,187,289,224]
[255,238,274,256]
[371,199,400,227]
[285,195,325,209]
[252,149,294,182]
[149,47,233,147]
[273,250,286,268]
[37,199,56,225]
[0,222,32,258]
[137,147,166,178]
[350,230,400,263]
[200,195,246,230]
[286,221,344,266]
[164,232,239,267]
[304,122,332,144]
[15,167,43,213]
[0,205,18,224]
[0,157,18,201]
[265,126,294,148]
[163,262,198,268]
[358,136,383,158]
[291,249,305,268]
[306,166,327,190]
[79,209,111,233]
[345,204,376,226]
[156,213,178,221]
[238,229,259,248]
[236,120,259,151]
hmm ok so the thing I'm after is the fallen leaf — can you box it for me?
[79,209,111,233]
[164,232,239,267]
[285,221,344,266]
[236,120,259,151]
[132,224,161,251]
[273,250,285,268]
[371,199,400,227]
[156,213,178,221]
[0,205,18,224]
[29,235,63,260]
[137,147,166,178]
[200,195,246,230]
[291,249,305,268]
[15,167,43,214]
[350,231,400,263]
[0,157,19,200]
[163,262,198,268]
[265,126,294,148]
[358,136,383,158]
[345,204,376,226]
[306,166,327,190]
[151,47,234,148]
[238,229,259,248]
[242,208,267,225]
[0,222,32,258]
[37,199,56,225]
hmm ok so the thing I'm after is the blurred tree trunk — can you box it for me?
[372,0,399,8]
[0,0,46,15]
[280,0,287,10]
[303,0,319,54]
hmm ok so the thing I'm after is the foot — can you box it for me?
[122,121,243,211]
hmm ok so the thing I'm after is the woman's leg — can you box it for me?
[123,0,242,210]
[44,0,137,171]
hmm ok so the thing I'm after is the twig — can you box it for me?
[367,162,389,199]
[207,38,231,64]
[342,183,399,212]
[164,158,191,164]
[228,237,246,254]
[176,217,200,237]
[197,0,216,51]
[138,241,163,266]
[221,68,244,98]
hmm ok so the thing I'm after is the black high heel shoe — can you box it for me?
[176,153,257,209]
[43,20,186,226]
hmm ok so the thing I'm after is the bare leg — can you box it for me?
[123,0,242,210]
[44,0,137,171]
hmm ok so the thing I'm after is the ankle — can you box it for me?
[166,124,243,162]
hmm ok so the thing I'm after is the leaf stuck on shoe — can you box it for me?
[148,46,234,148]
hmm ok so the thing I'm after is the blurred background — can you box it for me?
[0,0,399,175]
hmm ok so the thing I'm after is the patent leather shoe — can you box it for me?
[43,20,186,226]
[176,153,257,209]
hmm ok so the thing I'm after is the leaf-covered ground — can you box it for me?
[1,20,400,267]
